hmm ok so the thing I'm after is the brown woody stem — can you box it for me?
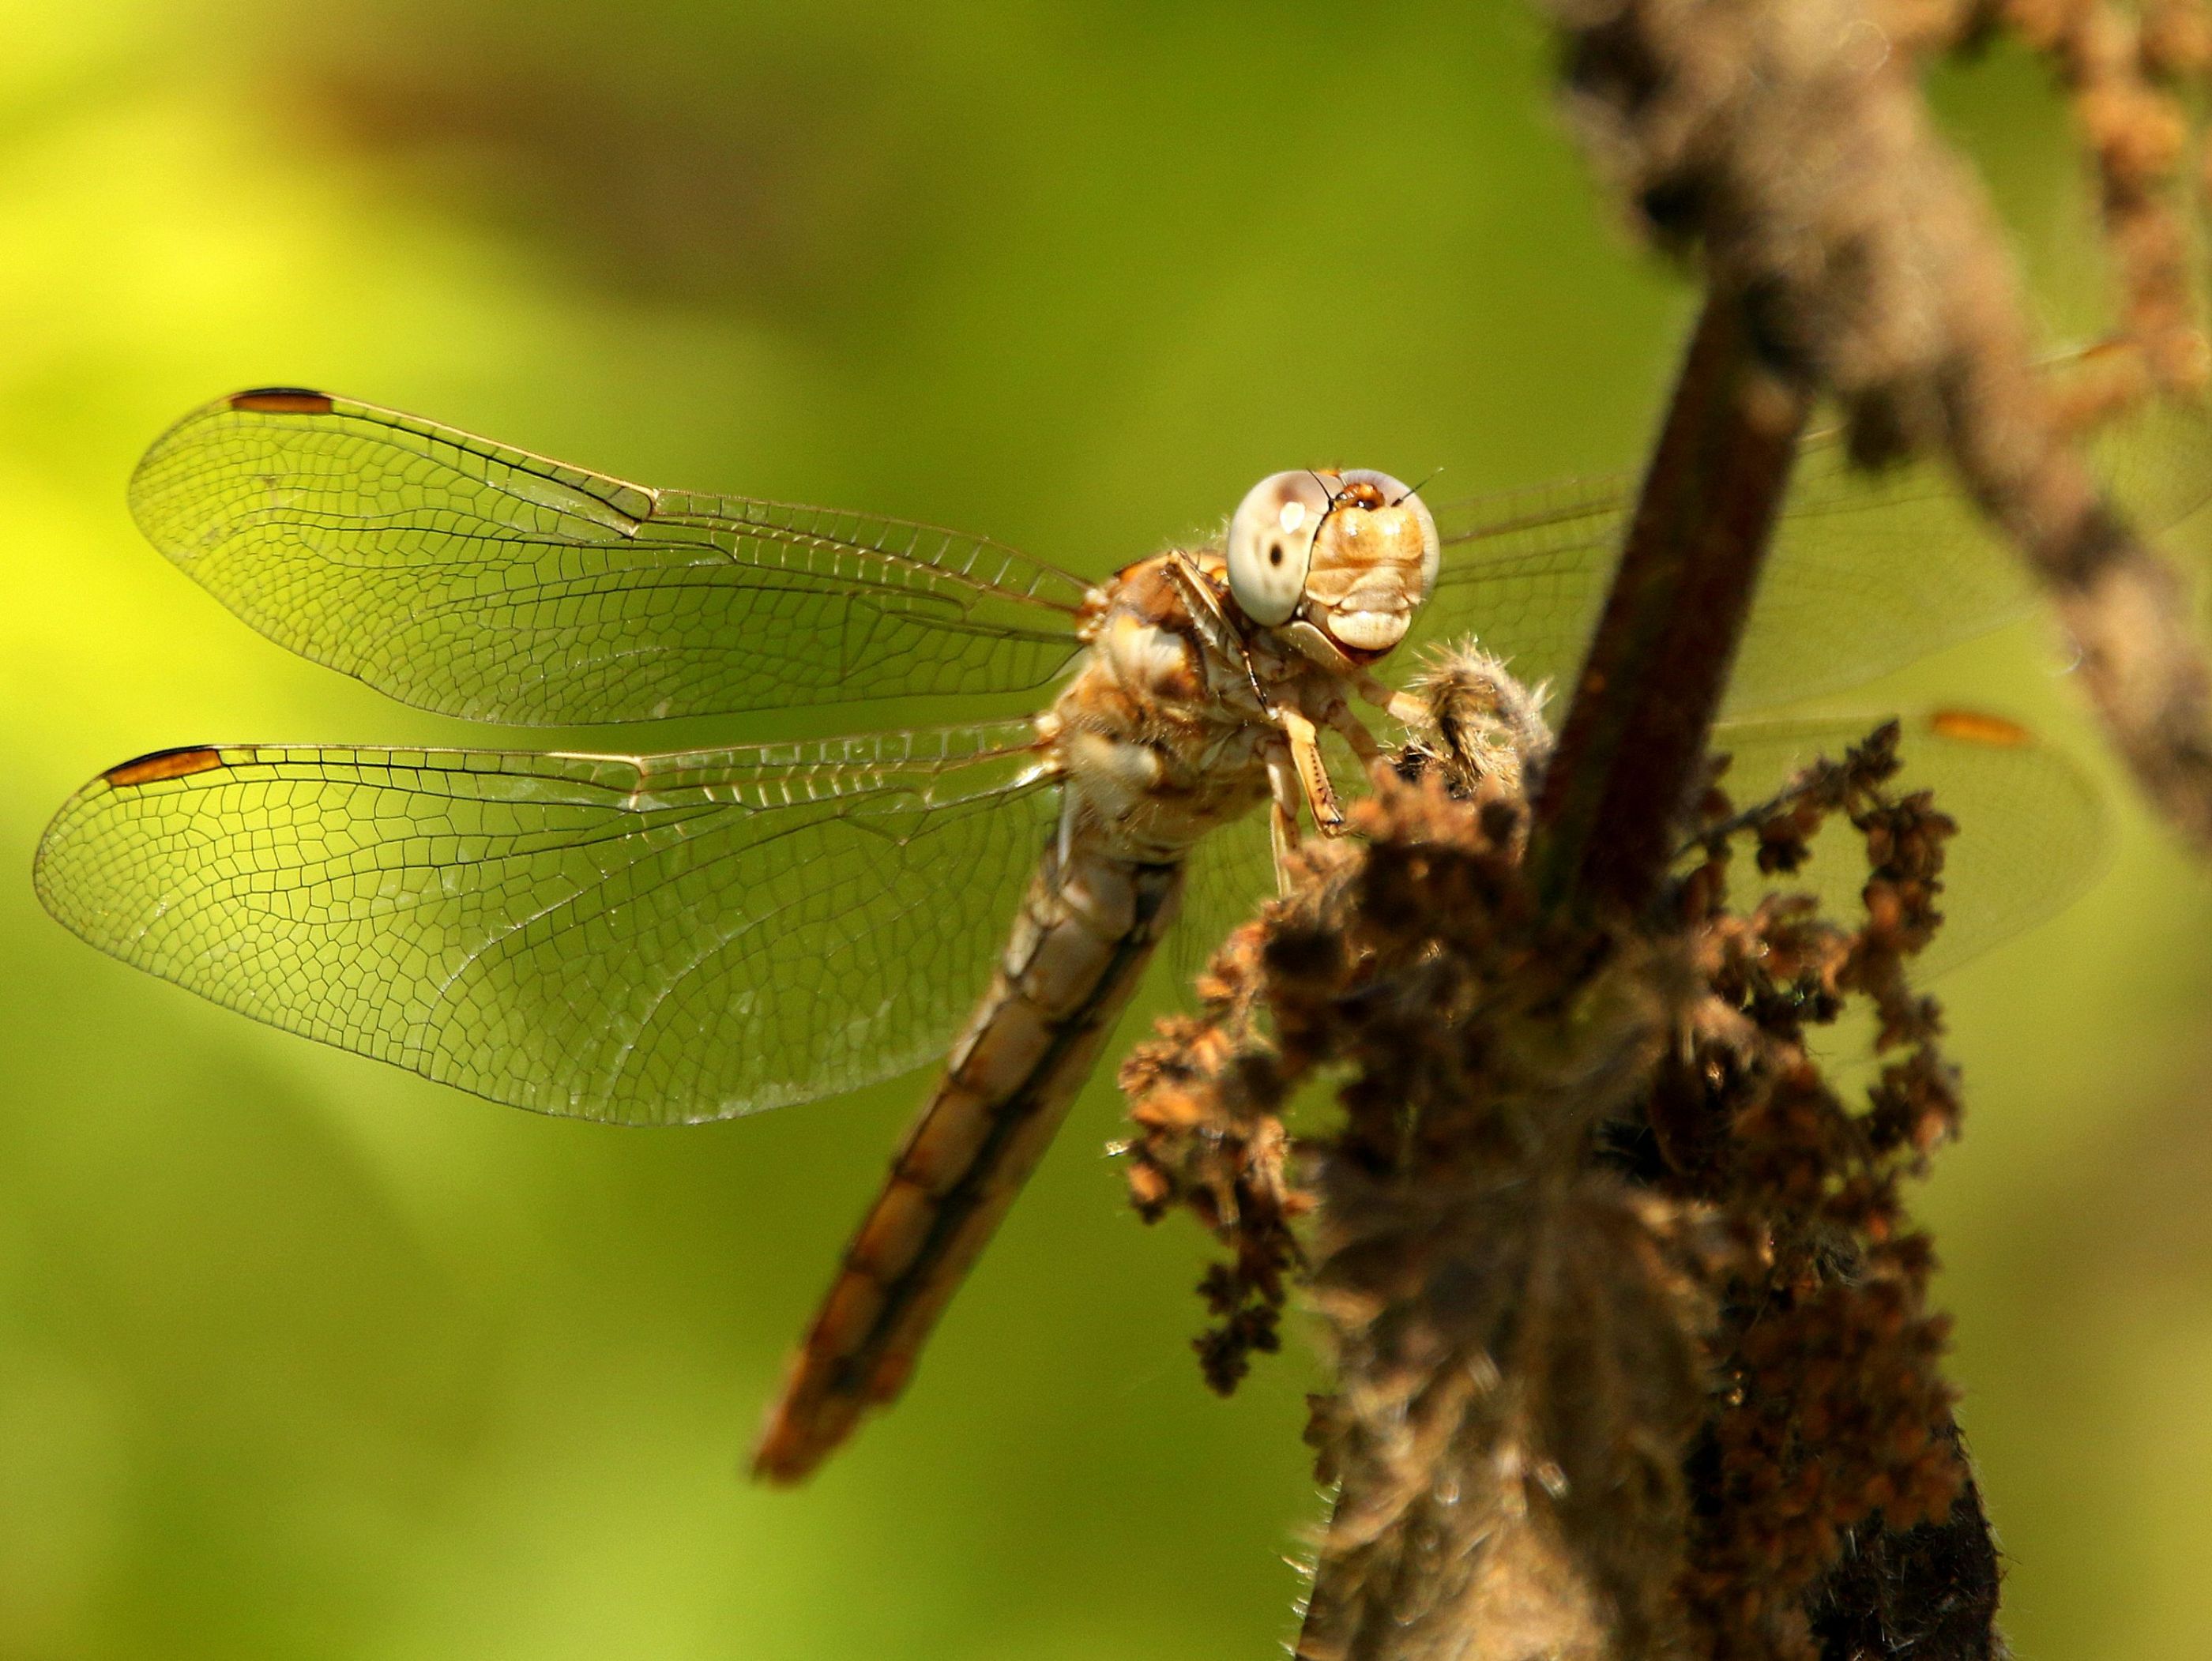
[1529,293,1811,921]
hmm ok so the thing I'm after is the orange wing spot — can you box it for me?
[1927,709,2032,748]
[228,388,335,415]
[103,746,226,787]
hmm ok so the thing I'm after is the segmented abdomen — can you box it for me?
[751,836,1183,1482]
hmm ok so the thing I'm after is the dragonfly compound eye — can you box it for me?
[1225,471,1331,626]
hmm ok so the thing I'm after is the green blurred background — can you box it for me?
[5,3,2212,1656]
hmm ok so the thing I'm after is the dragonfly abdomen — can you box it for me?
[752,837,1183,1482]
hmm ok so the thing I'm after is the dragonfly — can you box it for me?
[33,386,2141,1482]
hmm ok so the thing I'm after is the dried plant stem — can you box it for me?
[1533,292,1810,920]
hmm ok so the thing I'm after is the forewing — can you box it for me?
[1415,472,1631,701]
[1417,442,2027,713]
[1175,798,1277,981]
[130,391,1090,725]
[1420,395,2212,715]
[1709,710,2109,977]
[36,723,1059,1124]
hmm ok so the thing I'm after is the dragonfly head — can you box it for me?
[1224,469,1439,668]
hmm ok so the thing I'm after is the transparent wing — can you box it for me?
[1175,799,1277,979]
[1418,398,2212,714]
[1709,709,2109,979]
[130,391,1090,725]
[1174,713,2103,983]
[35,722,1059,1125]
[1173,729,1376,977]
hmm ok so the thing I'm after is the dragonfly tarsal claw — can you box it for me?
[1317,700,1403,799]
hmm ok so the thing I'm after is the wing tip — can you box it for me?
[129,389,340,548]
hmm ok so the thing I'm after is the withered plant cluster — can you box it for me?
[1122,654,1988,1661]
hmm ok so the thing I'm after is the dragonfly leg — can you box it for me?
[1265,742,1304,893]
[1353,669,1432,729]
[1323,698,1405,792]
[1275,705,1346,836]
[1163,551,1270,710]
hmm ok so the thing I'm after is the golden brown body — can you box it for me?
[753,537,1413,1479]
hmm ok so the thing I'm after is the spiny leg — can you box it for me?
[1274,704,1345,835]
[1264,741,1305,895]
[1323,698,1402,792]
[1353,668,1433,729]
[1163,551,1271,711]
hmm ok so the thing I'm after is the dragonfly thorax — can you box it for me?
[1224,468,1440,665]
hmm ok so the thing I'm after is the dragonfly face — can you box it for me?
[1224,468,1442,660]
[34,385,2123,1480]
